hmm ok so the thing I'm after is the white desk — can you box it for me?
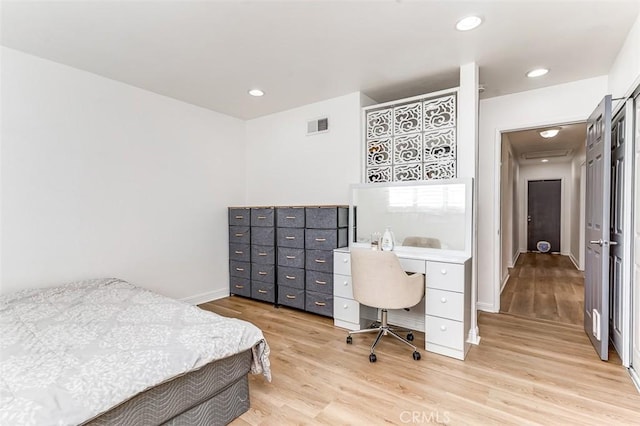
[333,245,472,360]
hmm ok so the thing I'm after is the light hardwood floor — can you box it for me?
[500,253,584,326]
[201,296,640,425]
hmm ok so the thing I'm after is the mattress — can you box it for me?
[85,349,252,425]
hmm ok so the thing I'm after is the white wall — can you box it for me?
[609,13,640,99]
[569,146,586,269]
[1,48,246,301]
[517,162,573,254]
[477,76,608,312]
[499,134,515,284]
[244,92,365,205]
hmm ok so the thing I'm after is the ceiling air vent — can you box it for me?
[522,149,572,160]
[307,117,329,135]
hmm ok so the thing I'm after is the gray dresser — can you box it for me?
[228,205,347,317]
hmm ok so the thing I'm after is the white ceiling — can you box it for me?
[506,122,587,165]
[2,1,639,120]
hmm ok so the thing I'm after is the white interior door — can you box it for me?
[585,95,612,361]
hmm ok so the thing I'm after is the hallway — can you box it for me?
[500,252,584,326]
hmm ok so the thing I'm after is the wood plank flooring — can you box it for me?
[500,253,584,325]
[200,296,640,425]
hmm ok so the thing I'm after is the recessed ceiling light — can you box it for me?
[540,129,560,138]
[526,68,549,78]
[248,89,264,97]
[456,16,482,31]
[541,159,549,163]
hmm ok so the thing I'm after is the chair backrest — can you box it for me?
[402,236,441,249]
[350,248,425,310]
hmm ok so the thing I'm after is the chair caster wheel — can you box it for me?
[413,351,421,361]
[369,353,377,363]
[407,333,414,341]
[346,336,352,344]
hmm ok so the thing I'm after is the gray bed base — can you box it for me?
[84,349,252,426]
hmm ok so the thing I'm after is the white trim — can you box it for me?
[181,288,229,305]
[500,273,510,294]
[511,249,521,268]
[362,87,459,112]
[477,301,498,313]
[629,367,640,394]
[493,116,588,313]
[568,252,582,271]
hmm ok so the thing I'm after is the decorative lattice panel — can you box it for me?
[364,92,457,183]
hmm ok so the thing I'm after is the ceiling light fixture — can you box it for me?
[526,68,549,78]
[539,129,560,138]
[541,159,549,163]
[456,16,482,31]
[248,89,264,97]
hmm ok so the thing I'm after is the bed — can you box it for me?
[0,278,271,425]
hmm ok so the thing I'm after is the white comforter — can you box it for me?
[0,278,271,426]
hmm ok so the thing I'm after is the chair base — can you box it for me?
[346,309,421,362]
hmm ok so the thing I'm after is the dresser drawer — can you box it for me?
[278,247,305,268]
[426,316,464,351]
[305,206,348,229]
[305,249,333,273]
[276,207,305,228]
[306,270,333,295]
[228,207,251,226]
[277,227,305,248]
[251,207,275,227]
[333,251,351,276]
[333,296,360,323]
[277,285,305,310]
[251,282,275,303]
[426,288,464,321]
[251,263,275,284]
[251,226,275,246]
[229,276,251,297]
[305,228,348,250]
[333,273,353,299]
[277,266,305,290]
[305,291,333,317]
[426,261,465,292]
[229,226,250,244]
[229,243,250,262]
[229,260,250,279]
[251,245,275,265]
[399,258,426,274]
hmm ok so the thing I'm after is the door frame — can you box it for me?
[494,117,585,313]
[524,178,564,254]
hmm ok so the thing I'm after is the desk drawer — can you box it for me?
[333,251,351,276]
[333,296,360,323]
[399,258,426,274]
[333,274,353,299]
[426,288,464,321]
[426,316,464,351]
[426,261,464,292]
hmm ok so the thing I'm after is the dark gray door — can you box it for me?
[585,95,612,361]
[527,180,561,252]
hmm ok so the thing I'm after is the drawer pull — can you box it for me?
[315,238,327,242]
[285,216,296,219]
[315,259,326,264]
[258,289,268,294]
[285,275,296,280]
[235,267,244,272]
[257,216,267,219]
[314,301,326,307]
[343,281,348,286]
[440,297,447,303]
[258,271,267,276]
[286,255,296,259]
[440,325,447,331]
[234,233,244,237]
[234,215,244,219]
[234,250,244,254]
[441,269,447,275]
[234,284,244,289]
[286,294,296,299]
[315,280,327,285]
[343,258,348,263]
[258,252,267,256]
[285,236,296,240]
[343,304,349,309]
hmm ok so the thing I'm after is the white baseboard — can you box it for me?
[181,288,229,305]
[476,302,498,313]
[568,252,583,271]
[510,250,521,268]
[629,367,640,394]
[500,273,510,294]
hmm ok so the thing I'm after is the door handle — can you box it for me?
[609,241,618,246]
[589,239,604,246]
[527,216,532,222]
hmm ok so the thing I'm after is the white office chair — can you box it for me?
[346,248,425,362]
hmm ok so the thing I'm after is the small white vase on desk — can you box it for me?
[380,227,395,251]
